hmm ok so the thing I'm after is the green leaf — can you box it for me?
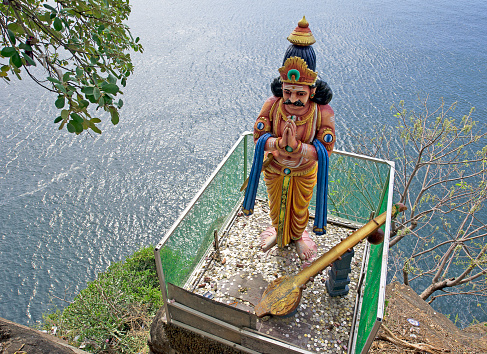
[109,106,119,125]
[1,47,17,58]
[107,73,117,84]
[62,72,72,82]
[117,99,124,108]
[79,99,89,109]
[73,120,83,133]
[57,119,65,130]
[53,17,63,31]
[19,43,33,51]
[91,118,102,123]
[55,96,65,109]
[47,76,62,84]
[71,113,83,123]
[67,122,76,133]
[100,83,119,94]
[21,52,36,66]
[1,65,9,72]
[98,24,105,34]
[86,94,97,104]
[81,86,94,95]
[99,96,105,106]
[93,87,101,100]
[54,116,63,123]
[38,13,51,23]
[61,109,70,120]
[76,67,83,77]
[11,53,22,68]
[91,125,102,134]
[55,83,67,94]
[7,29,16,45]
[7,23,25,35]
[43,4,57,12]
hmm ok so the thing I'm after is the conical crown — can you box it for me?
[287,16,316,46]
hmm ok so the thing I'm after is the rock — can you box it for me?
[148,307,175,354]
[149,307,244,354]
[0,317,86,354]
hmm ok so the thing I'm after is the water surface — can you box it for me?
[0,0,486,326]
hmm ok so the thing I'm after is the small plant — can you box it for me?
[42,246,164,353]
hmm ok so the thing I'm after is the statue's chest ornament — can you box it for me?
[278,101,315,126]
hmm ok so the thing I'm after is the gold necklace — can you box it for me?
[278,100,315,126]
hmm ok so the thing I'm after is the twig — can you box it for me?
[378,324,450,353]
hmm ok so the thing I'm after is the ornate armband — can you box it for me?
[253,116,272,140]
[317,126,335,152]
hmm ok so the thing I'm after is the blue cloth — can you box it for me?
[242,133,272,216]
[312,139,329,235]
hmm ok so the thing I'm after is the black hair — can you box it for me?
[270,77,333,105]
[283,44,316,71]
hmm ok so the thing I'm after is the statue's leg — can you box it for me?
[260,226,277,252]
[289,167,318,260]
[294,230,317,260]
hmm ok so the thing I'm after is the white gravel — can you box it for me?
[185,199,365,353]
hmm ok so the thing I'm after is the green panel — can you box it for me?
[354,173,390,353]
[159,136,250,287]
[326,154,390,224]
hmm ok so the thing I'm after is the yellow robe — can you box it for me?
[264,163,317,248]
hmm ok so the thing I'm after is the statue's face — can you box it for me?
[282,83,314,114]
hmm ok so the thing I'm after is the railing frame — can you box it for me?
[154,132,395,354]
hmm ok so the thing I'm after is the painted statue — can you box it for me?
[243,17,335,262]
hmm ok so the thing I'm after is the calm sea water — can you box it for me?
[1,0,486,327]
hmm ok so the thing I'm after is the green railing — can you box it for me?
[155,132,394,354]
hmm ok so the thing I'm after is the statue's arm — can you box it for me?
[253,97,281,151]
[315,105,336,155]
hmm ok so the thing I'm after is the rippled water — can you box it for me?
[1,0,486,326]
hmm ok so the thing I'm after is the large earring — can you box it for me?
[310,93,315,98]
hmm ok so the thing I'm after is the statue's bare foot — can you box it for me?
[295,230,317,260]
[260,227,277,252]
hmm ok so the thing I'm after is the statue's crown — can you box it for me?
[287,16,316,46]
[278,16,318,86]
[279,57,318,86]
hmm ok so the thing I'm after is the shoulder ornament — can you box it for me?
[317,126,335,152]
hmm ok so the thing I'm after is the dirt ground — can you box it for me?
[369,282,487,354]
[0,317,86,354]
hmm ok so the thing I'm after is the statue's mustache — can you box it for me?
[283,99,305,107]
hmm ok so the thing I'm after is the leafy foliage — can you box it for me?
[0,0,142,134]
[42,246,163,353]
[351,97,487,305]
